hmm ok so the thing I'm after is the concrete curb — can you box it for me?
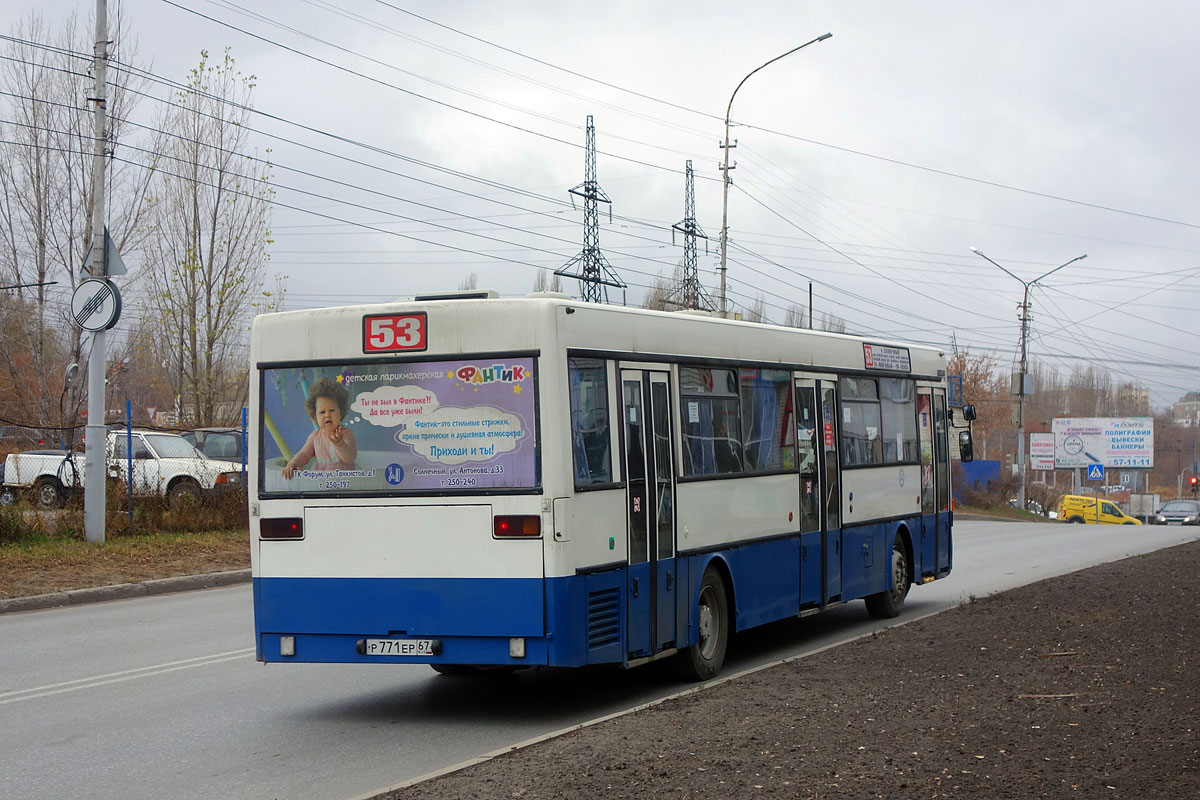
[0,568,251,615]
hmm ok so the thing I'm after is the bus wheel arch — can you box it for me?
[680,560,732,681]
[894,524,915,586]
[865,526,912,620]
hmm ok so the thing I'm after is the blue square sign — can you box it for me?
[1087,463,1105,480]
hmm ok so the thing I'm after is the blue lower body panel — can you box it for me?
[254,576,545,665]
[254,515,951,668]
[254,574,628,668]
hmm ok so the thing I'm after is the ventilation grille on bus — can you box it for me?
[587,587,621,649]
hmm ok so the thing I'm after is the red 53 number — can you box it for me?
[362,313,427,353]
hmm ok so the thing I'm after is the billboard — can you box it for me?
[1051,417,1153,469]
[1029,432,1055,470]
[259,357,537,494]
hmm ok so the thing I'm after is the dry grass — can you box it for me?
[0,512,249,599]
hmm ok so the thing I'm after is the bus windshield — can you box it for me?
[259,356,537,495]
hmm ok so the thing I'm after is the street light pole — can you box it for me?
[970,247,1087,512]
[718,32,831,316]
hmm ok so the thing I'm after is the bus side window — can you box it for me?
[569,357,613,486]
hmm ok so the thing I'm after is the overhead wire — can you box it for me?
[3,27,1195,396]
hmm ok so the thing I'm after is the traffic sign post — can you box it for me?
[1087,463,1105,481]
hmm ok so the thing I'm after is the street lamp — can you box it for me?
[718,32,832,316]
[969,247,1087,511]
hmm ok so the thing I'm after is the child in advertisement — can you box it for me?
[282,378,359,478]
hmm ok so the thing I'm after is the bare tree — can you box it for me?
[742,294,767,323]
[947,348,1009,461]
[641,270,674,310]
[783,303,807,329]
[142,49,273,427]
[818,312,847,333]
[0,12,153,428]
[531,269,562,293]
[458,272,478,291]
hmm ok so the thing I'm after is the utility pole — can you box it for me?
[84,0,110,543]
[555,116,626,303]
[666,160,714,311]
[970,247,1086,512]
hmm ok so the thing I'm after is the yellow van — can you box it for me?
[1055,494,1142,525]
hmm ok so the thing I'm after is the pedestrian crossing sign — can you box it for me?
[1087,463,1105,480]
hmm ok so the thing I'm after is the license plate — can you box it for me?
[363,638,435,656]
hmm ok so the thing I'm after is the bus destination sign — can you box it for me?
[863,343,911,372]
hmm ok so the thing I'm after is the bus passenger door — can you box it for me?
[932,390,951,575]
[916,389,936,578]
[621,369,677,660]
[819,380,842,603]
[793,378,822,607]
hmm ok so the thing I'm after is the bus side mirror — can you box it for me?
[958,430,974,463]
[962,404,977,422]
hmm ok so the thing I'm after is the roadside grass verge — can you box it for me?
[959,503,1054,522]
[0,505,249,600]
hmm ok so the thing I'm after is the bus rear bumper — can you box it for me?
[257,631,550,666]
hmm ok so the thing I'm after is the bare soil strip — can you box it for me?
[382,541,1198,800]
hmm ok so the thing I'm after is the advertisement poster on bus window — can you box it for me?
[259,357,537,493]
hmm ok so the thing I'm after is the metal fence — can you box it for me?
[1,407,248,515]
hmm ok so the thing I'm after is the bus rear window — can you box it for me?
[259,357,537,494]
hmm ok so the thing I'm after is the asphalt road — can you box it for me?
[1,520,1196,800]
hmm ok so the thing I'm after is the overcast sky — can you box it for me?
[4,0,1198,409]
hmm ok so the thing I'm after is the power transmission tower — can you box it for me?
[555,116,625,303]
[666,160,714,311]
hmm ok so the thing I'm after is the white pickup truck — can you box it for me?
[1,429,244,509]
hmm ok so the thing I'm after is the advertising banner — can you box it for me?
[260,357,537,494]
[1029,432,1055,470]
[1051,417,1153,469]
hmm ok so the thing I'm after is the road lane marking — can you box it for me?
[0,647,255,706]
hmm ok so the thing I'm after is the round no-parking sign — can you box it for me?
[71,278,122,331]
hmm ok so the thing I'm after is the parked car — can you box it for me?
[180,427,245,463]
[2,430,242,509]
[1151,499,1200,526]
[1055,494,1141,525]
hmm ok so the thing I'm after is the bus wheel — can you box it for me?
[1069,517,1085,524]
[681,567,729,681]
[865,539,910,620]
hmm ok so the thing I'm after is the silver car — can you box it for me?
[1153,500,1200,525]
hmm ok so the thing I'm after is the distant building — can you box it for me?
[1174,392,1200,427]
[1113,384,1151,416]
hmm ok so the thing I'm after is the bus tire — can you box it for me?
[680,567,729,682]
[34,477,65,509]
[1068,517,1085,524]
[865,538,910,620]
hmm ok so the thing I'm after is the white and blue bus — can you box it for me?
[249,292,971,680]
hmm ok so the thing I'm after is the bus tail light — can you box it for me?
[261,517,303,540]
[493,515,540,538]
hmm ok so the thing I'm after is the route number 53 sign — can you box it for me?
[362,313,427,353]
